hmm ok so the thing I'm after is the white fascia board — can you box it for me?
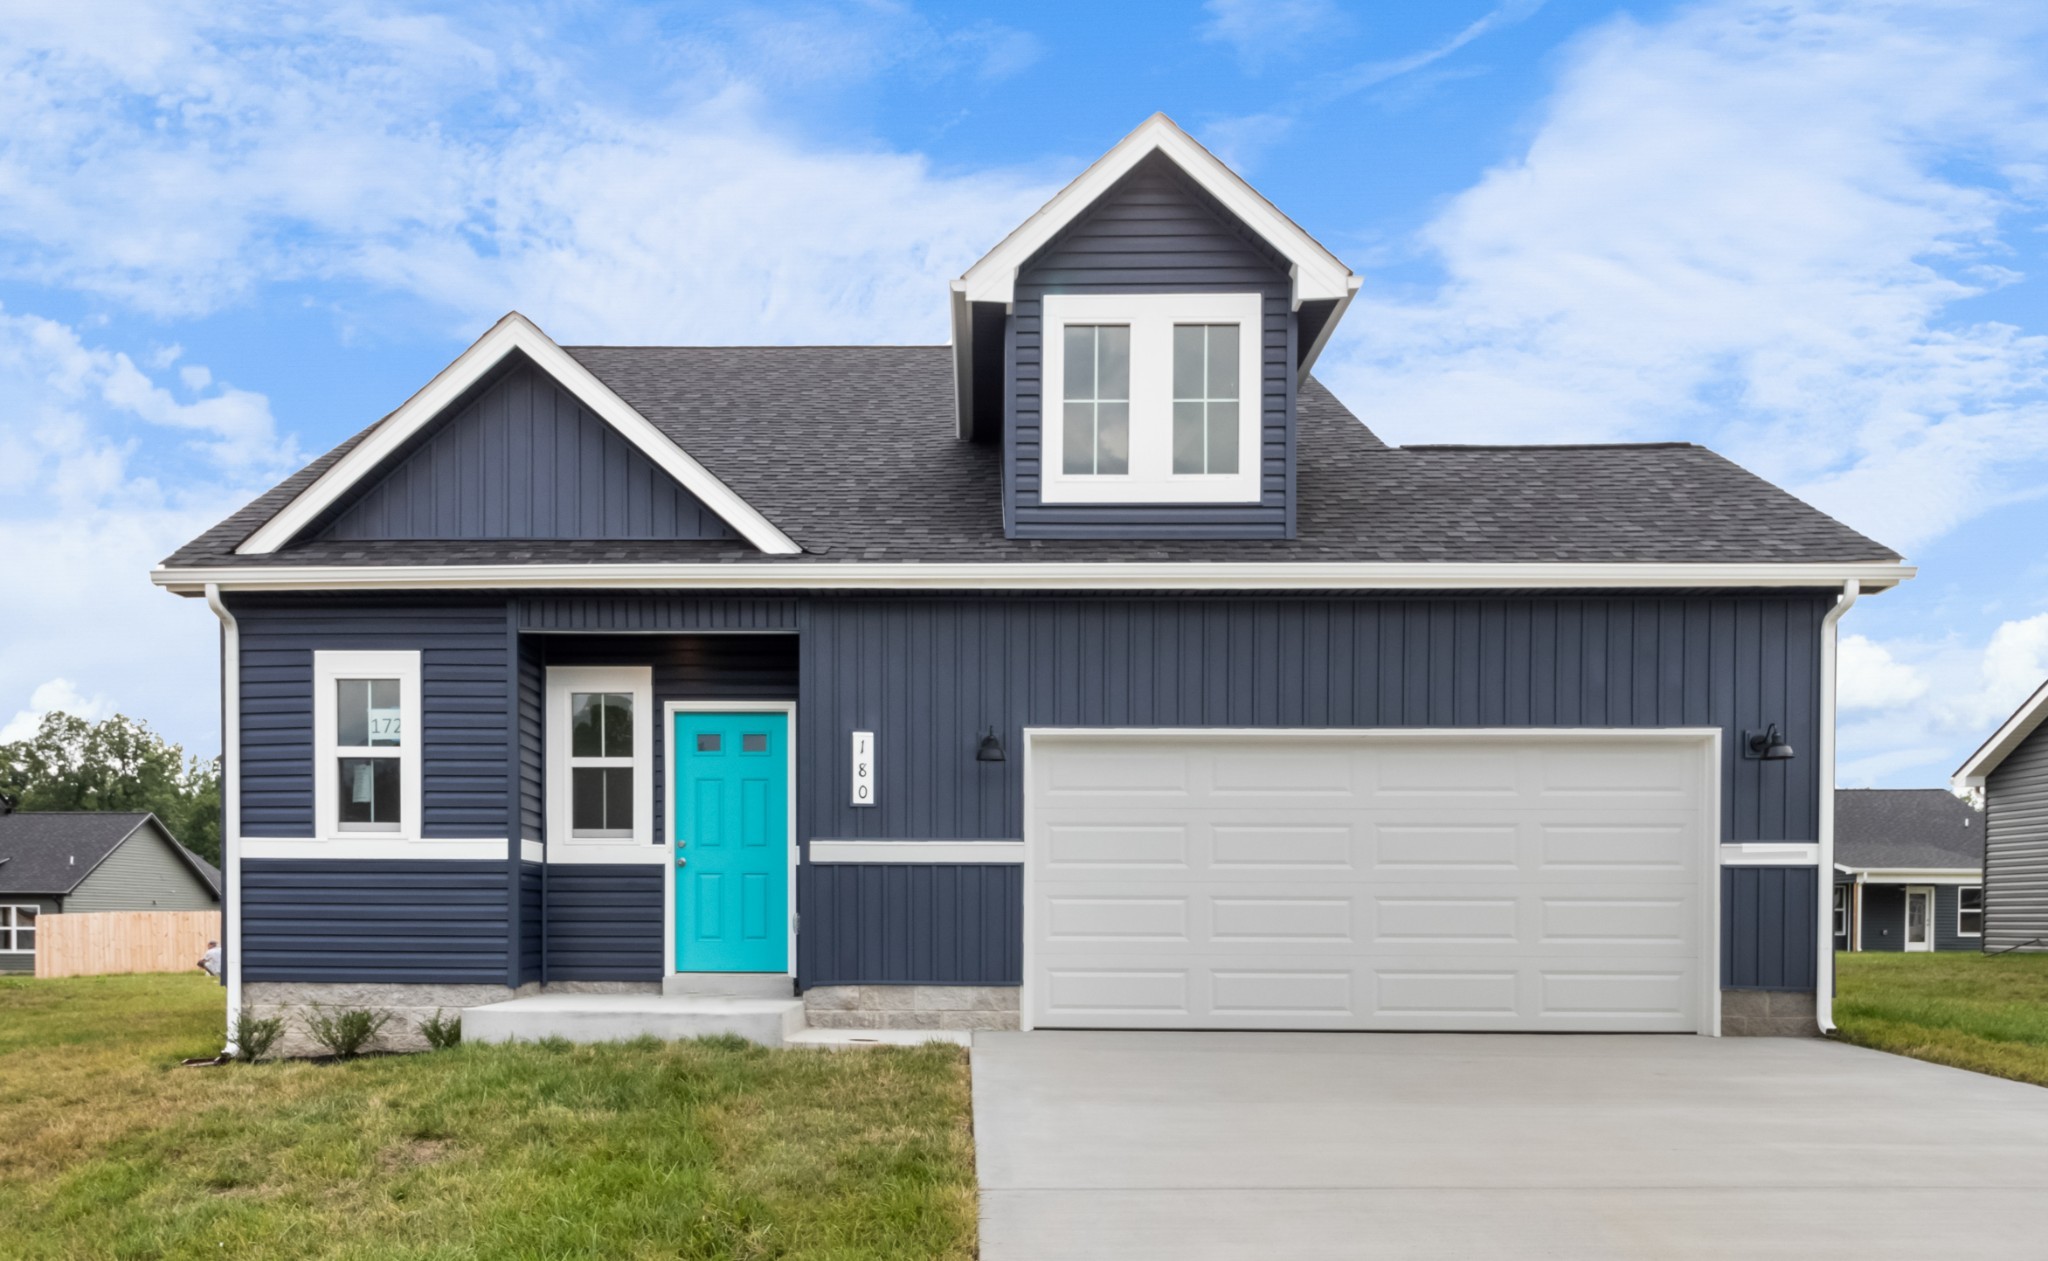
[154,559,1916,595]
[958,114,1353,309]
[1835,867,1982,883]
[1953,677,2048,790]
[234,312,800,558]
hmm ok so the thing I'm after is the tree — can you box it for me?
[0,712,221,864]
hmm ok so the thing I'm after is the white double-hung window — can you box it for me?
[0,906,37,955]
[312,651,422,841]
[1040,292,1262,504]
[546,666,654,860]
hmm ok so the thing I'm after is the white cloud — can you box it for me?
[0,3,1056,345]
[1201,0,1343,69]
[1320,0,2048,555]
[0,307,290,757]
[1838,634,1928,711]
[0,678,111,743]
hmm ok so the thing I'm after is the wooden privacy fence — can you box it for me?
[34,910,222,979]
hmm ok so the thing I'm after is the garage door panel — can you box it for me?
[1028,734,1710,1033]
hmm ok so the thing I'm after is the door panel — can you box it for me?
[674,712,788,973]
[1027,733,1711,1032]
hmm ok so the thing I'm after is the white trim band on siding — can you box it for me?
[241,838,521,861]
[808,840,1025,865]
[1838,868,1982,884]
[1719,843,1822,866]
[153,559,1917,595]
[232,312,800,558]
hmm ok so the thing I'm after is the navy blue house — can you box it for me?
[154,116,1910,1043]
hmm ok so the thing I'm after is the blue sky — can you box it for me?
[3,0,2047,790]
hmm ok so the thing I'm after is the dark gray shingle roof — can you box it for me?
[0,812,220,896]
[162,345,1899,569]
[1835,789,1982,872]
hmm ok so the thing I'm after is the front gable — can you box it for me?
[235,313,799,556]
[314,363,738,543]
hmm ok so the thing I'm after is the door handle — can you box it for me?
[675,856,687,867]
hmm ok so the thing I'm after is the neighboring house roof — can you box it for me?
[1953,678,2048,791]
[157,344,1903,578]
[0,812,222,897]
[1834,789,1983,872]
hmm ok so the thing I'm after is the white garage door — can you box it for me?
[1025,731,1715,1033]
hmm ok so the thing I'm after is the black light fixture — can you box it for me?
[1745,723,1795,761]
[976,727,1006,762]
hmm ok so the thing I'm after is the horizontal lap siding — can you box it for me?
[1934,884,1979,952]
[1986,728,2048,952]
[1009,155,1292,538]
[241,860,507,983]
[799,863,1021,987]
[1721,867,1818,990]
[235,598,513,839]
[544,865,662,981]
[317,367,736,541]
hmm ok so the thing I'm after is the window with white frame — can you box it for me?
[1040,292,1262,505]
[1832,887,1848,938]
[1959,885,1983,937]
[0,906,36,954]
[546,666,654,857]
[312,651,422,841]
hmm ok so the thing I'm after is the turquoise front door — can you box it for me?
[673,711,789,973]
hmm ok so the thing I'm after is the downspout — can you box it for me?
[1816,579,1860,1033]
[204,584,242,1055]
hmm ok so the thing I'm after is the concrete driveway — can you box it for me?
[972,1031,2048,1259]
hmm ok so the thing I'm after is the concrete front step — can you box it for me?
[463,993,806,1047]
[662,972,795,999]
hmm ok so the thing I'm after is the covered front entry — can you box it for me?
[670,707,793,975]
[1022,730,1719,1033]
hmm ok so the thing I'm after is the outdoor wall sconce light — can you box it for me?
[976,727,1006,762]
[1743,723,1795,761]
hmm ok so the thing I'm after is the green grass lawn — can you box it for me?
[0,974,976,1259]
[1834,951,2048,1086]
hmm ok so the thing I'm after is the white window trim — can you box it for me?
[1832,887,1849,938]
[0,905,37,953]
[1039,292,1263,505]
[312,650,423,843]
[1957,884,1983,938]
[547,666,657,864]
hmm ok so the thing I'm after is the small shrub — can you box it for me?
[231,1009,286,1062]
[303,1006,392,1059]
[419,1009,461,1051]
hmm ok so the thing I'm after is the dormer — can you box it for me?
[951,115,1358,540]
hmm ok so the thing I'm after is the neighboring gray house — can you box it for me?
[0,811,222,973]
[1831,789,1982,953]
[1954,678,2048,953]
[148,114,1912,1045]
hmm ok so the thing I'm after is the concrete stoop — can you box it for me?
[463,993,808,1047]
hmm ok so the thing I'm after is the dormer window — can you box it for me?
[1040,293,1262,504]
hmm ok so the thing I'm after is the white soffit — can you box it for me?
[234,312,801,557]
[955,113,1356,310]
[1954,676,2048,790]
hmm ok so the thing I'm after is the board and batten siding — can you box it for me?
[1007,153,1294,539]
[796,592,1829,991]
[1721,866,1818,989]
[235,597,514,839]
[63,820,218,912]
[798,861,1021,989]
[240,859,509,983]
[314,366,737,542]
[1986,724,2048,953]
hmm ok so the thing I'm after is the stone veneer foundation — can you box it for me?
[240,981,654,1056]
[803,985,1021,1031]
[1720,989,1818,1037]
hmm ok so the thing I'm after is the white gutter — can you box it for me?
[1815,578,1859,1033]
[151,559,1916,596]
[203,583,242,1057]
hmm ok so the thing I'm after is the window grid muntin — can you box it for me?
[1171,323,1241,476]
[1959,885,1984,937]
[333,675,403,832]
[568,690,636,839]
[0,905,38,953]
[1061,323,1130,476]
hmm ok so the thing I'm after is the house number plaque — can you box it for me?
[851,731,875,806]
